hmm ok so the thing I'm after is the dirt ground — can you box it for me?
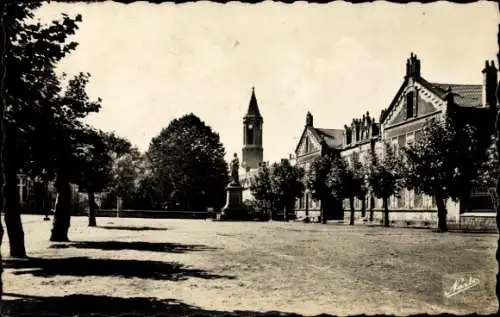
[1,215,498,316]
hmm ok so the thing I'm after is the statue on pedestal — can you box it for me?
[230,153,240,184]
[219,152,246,220]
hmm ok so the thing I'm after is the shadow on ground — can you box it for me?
[4,257,234,281]
[3,293,496,317]
[49,241,219,253]
[97,225,168,231]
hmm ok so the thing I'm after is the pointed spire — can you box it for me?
[245,86,262,118]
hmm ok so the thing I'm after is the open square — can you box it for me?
[2,215,497,316]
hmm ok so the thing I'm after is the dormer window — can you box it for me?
[406,92,414,119]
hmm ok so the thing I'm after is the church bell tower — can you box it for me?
[242,87,263,171]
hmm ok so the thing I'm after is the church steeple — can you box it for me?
[245,87,262,118]
[242,87,264,171]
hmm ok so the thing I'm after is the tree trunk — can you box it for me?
[349,196,355,225]
[321,199,327,224]
[361,194,366,218]
[50,173,72,242]
[88,191,97,227]
[435,194,448,232]
[4,170,27,258]
[369,195,375,222]
[383,197,390,227]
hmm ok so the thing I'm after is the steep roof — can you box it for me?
[245,87,262,118]
[315,128,344,148]
[380,76,484,124]
[294,126,344,154]
[426,82,483,108]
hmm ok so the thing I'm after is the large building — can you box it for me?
[294,54,498,229]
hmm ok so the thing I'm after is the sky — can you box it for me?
[34,1,499,163]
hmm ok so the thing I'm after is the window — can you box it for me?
[406,92,414,119]
[246,125,254,144]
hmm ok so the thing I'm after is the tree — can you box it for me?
[75,128,114,227]
[47,72,101,242]
[326,155,358,225]
[2,2,83,253]
[403,117,477,232]
[368,142,403,227]
[147,113,229,210]
[111,146,143,209]
[476,134,499,189]
[249,163,275,218]
[351,152,369,220]
[307,153,337,224]
[269,160,305,221]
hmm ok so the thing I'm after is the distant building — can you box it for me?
[293,54,498,229]
[15,174,86,215]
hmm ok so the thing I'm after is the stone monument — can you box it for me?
[220,153,246,220]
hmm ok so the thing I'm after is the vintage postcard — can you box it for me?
[0,1,498,316]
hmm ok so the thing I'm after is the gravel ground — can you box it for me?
[0,215,498,316]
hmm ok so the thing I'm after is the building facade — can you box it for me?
[294,54,498,229]
[294,112,344,221]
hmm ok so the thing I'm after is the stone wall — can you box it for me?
[459,213,498,232]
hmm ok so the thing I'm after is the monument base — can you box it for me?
[218,182,251,221]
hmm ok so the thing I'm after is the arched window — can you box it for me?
[246,124,254,144]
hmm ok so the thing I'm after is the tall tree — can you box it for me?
[147,113,229,210]
[269,160,305,221]
[367,142,403,227]
[307,153,336,224]
[403,117,476,232]
[48,72,101,241]
[2,2,83,253]
[250,163,275,218]
[326,155,358,225]
[351,152,369,220]
[75,128,113,227]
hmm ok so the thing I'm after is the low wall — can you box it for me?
[95,209,210,219]
[459,213,498,233]
[347,209,459,229]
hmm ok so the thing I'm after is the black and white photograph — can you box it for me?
[0,1,499,316]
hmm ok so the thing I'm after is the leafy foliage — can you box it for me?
[270,160,305,218]
[476,134,499,188]
[403,117,477,202]
[368,142,403,202]
[326,155,355,200]
[307,154,336,203]
[250,160,305,219]
[147,114,229,210]
[249,163,274,213]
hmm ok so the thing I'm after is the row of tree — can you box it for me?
[0,3,143,259]
[0,3,231,300]
[248,114,498,232]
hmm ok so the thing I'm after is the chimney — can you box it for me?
[406,53,421,78]
[306,111,313,127]
[344,124,351,145]
[482,60,498,109]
